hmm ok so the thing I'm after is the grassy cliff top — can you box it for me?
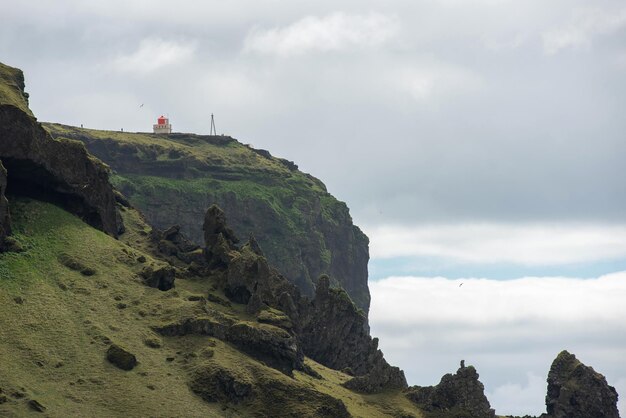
[0,62,33,117]
[43,123,327,190]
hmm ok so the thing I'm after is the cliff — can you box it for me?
[0,63,121,238]
[43,123,371,313]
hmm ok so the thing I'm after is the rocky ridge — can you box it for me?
[203,204,406,391]
[406,361,495,418]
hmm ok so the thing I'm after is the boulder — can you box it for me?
[543,350,619,418]
[405,362,495,418]
[106,344,137,371]
[140,265,175,291]
[226,322,303,376]
[189,363,254,404]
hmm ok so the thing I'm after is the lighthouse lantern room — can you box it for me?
[153,115,172,134]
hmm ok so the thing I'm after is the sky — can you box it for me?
[1,1,625,415]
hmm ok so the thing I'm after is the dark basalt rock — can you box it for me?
[190,361,351,417]
[201,205,406,393]
[106,344,137,371]
[151,224,203,266]
[140,265,176,291]
[155,316,302,376]
[227,322,303,376]
[542,350,619,418]
[301,275,407,393]
[0,160,11,251]
[58,253,97,276]
[405,362,495,418]
[190,363,254,404]
[0,62,121,237]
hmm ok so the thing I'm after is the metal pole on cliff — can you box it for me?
[210,114,217,136]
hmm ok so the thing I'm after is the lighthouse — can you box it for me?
[153,115,172,134]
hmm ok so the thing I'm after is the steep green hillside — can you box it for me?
[0,197,420,418]
[43,123,370,312]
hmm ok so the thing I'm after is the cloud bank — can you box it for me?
[366,223,626,265]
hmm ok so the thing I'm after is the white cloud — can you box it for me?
[543,7,626,55]
[243,12,398,56]
[389,64,483,102]
[365,223,626,265]
[112,38,196,74]
[486,372,545,415]
[369,273,626,416]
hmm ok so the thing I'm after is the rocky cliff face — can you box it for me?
[405,362,495,418]
[542,350,619,418]
[43,123,371,313]
[198,204,406,393]
[0,63,121,237]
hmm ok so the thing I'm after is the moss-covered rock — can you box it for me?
[543,350,619,418]
[405,362,495,418]
[106,344,138,371]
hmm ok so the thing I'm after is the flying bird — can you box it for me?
[459,283,463,287]
[139,103,144,108]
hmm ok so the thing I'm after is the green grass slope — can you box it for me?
[0,198,420,418]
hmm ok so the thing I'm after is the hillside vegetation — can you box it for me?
[43,123,371,313]
[0,198,420,418]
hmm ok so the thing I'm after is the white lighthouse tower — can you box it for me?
[153,115,172,134]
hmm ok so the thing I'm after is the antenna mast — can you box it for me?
[210,113,217,135]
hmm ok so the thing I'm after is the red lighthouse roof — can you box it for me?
[157,115,167,125]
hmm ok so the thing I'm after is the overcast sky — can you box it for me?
[2,1,625,415]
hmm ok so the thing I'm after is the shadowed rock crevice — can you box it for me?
[3,157,107,232]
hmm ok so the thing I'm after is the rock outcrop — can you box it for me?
[0,63,121,237]
[301,275,406,393]
[189,360,351,417]
[0,160,11,251]
[106,344,138,371]
[405,362,495,418]
[542,350,619,418]
[45,122,371,313]
[200,204,406,393]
